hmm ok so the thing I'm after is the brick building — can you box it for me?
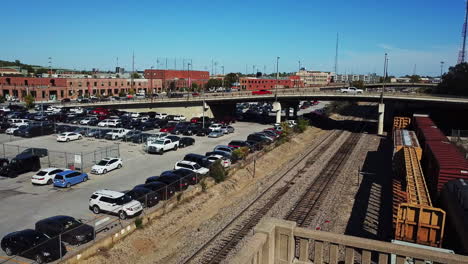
[295,70,332,86]
[239,76,303,90]
[0,76,162,101]
[144,69,210,90]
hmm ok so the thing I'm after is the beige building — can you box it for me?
[295,70,332,86]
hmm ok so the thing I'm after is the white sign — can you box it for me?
[74,154,82,164]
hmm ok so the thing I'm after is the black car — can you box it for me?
[94,129,111,139]
[1,229,65,263]
[135,121,154,131]
[179,137,195,148]
[183,153,212,169]
[55,125,73,134]
[17,124,54,138]
[135,182,175,199]
[132,133,152,144]
[122,130,142,142]
[125,187,160,207]
[196,127,211,136]
[172,122,190,135]
[0,122,11,133]
[35,216,94,245]
[152,175,190,192]
[162,168,198,185]
[20,148,48,158]
[165,135,180,143]
[245,140,263,151]
[0,154,41,178]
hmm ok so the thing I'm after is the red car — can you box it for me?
[190,117,200,123]
[252,90,272,95]
[160,125,176,133]
[192,92,200,97]
[90,107,109,116]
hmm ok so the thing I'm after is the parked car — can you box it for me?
[174,160,210,175]
[207,154,231,168]
[145,137,179,154]
[94,129,112,139]
[173,115,186,121]
[57,132,82,142]
[340,87,363,94]
[85,128,101,137]
[132,132,152,144]
[161,168,198,184]
[89,190,143,220]
[5,124,26,135]
[208,131,224,138]
[79,117,98,125]
[53,170,88,188]
[35,215,94,245]
[122,130,142,142]
[179,137,195,148]
[55,125,74,134]
[91,158,122,174]
[125,187,160,207]
[134,182,175,200]
[31,168,66,185]
[20,148,48,158]
[183,153,212,168]
[1,229,65,263]
[228,140,251,150]
[105,128,129,140]
[0,154,41,178]
[208,123,223,132]
[214,145,234,154]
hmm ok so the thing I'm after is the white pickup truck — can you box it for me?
[145,138,179,154]
[105,129,130,140]
[340,87,363,94]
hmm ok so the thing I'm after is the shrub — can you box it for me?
[209,160,226,183]
[200,180,207,192]
[232,147,249,161]
[135,217,143,229]
[294,118,309,133]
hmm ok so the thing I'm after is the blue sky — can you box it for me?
[0,0,463,76]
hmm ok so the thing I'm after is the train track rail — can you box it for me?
[285,126,365,227]
[183,111,369,264]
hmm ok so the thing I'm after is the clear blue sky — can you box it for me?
[0,0,464,76]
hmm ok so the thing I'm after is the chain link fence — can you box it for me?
[0,144,119,172]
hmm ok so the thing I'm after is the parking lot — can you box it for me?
[0,121,271,258]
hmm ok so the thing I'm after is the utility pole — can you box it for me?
[381,53,387,103]
[275,56,280,100]
[253,65,255,75]
[440,61,445,79]
[334,33,339,75]
[48,57,52,77]
[131,51,135,94]
[165,58,168,70]
[413,64,416,76]
[150,66,154,105]
[221,65,225,88]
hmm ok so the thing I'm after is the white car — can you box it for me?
[57,132,82,142]
[97,119,121,127]
[31,168,67,185]
[174,160,210,175]
[0,106,10,112]
[209,123,222,132]
[91,157,123,174]
[155,113,168,119]
[89,190,143,220]
[173,115,186,121]
[207,155,231,168]
[5,125,26,135]
[130,112,140,118]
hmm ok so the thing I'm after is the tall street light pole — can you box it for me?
[440,61,444,79]
[150,66,154,105]
[275,56,280,101]
[380,53,387,104]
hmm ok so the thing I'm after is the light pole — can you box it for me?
[275,56,280,100]
[150,66,154,105]
[221,66,225,89]
[440,61,445,79]
[380,53,387,103]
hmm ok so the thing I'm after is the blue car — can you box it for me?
[53,170,89,188]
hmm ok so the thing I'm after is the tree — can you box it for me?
[128,88,136,95]
[132,72,141,79]
[118,90,126,97]
[24,94,35,109]
[409,75,421,83]
[14,60,21,66]
[35,68,48,75]
[205,79,222,89]
[437,63,468,95]
[191,82,199,91]
[351,80,365,89]
[224,73,238,87]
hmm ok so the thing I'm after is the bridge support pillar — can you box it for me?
[378,103,385,136]
[293,105,298,119]
[272,101,281,124]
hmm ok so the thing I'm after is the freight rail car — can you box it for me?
[440,178,468,254]
[393,146,446,248]
[393,129,422,160]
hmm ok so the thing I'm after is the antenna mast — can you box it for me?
[334,33,339,74]
[458,0,468,64]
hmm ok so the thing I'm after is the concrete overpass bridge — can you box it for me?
[64,86,466,135]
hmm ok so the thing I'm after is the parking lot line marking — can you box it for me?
[0,256,30,264]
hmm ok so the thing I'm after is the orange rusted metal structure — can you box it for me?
[393,116,411,129]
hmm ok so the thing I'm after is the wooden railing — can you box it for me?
[230,217,468,264]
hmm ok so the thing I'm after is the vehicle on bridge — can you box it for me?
[252,89,272,95]
[340,87,363,94]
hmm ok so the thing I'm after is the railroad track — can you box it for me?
[285,125,365,227]
[183,110,369,264]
